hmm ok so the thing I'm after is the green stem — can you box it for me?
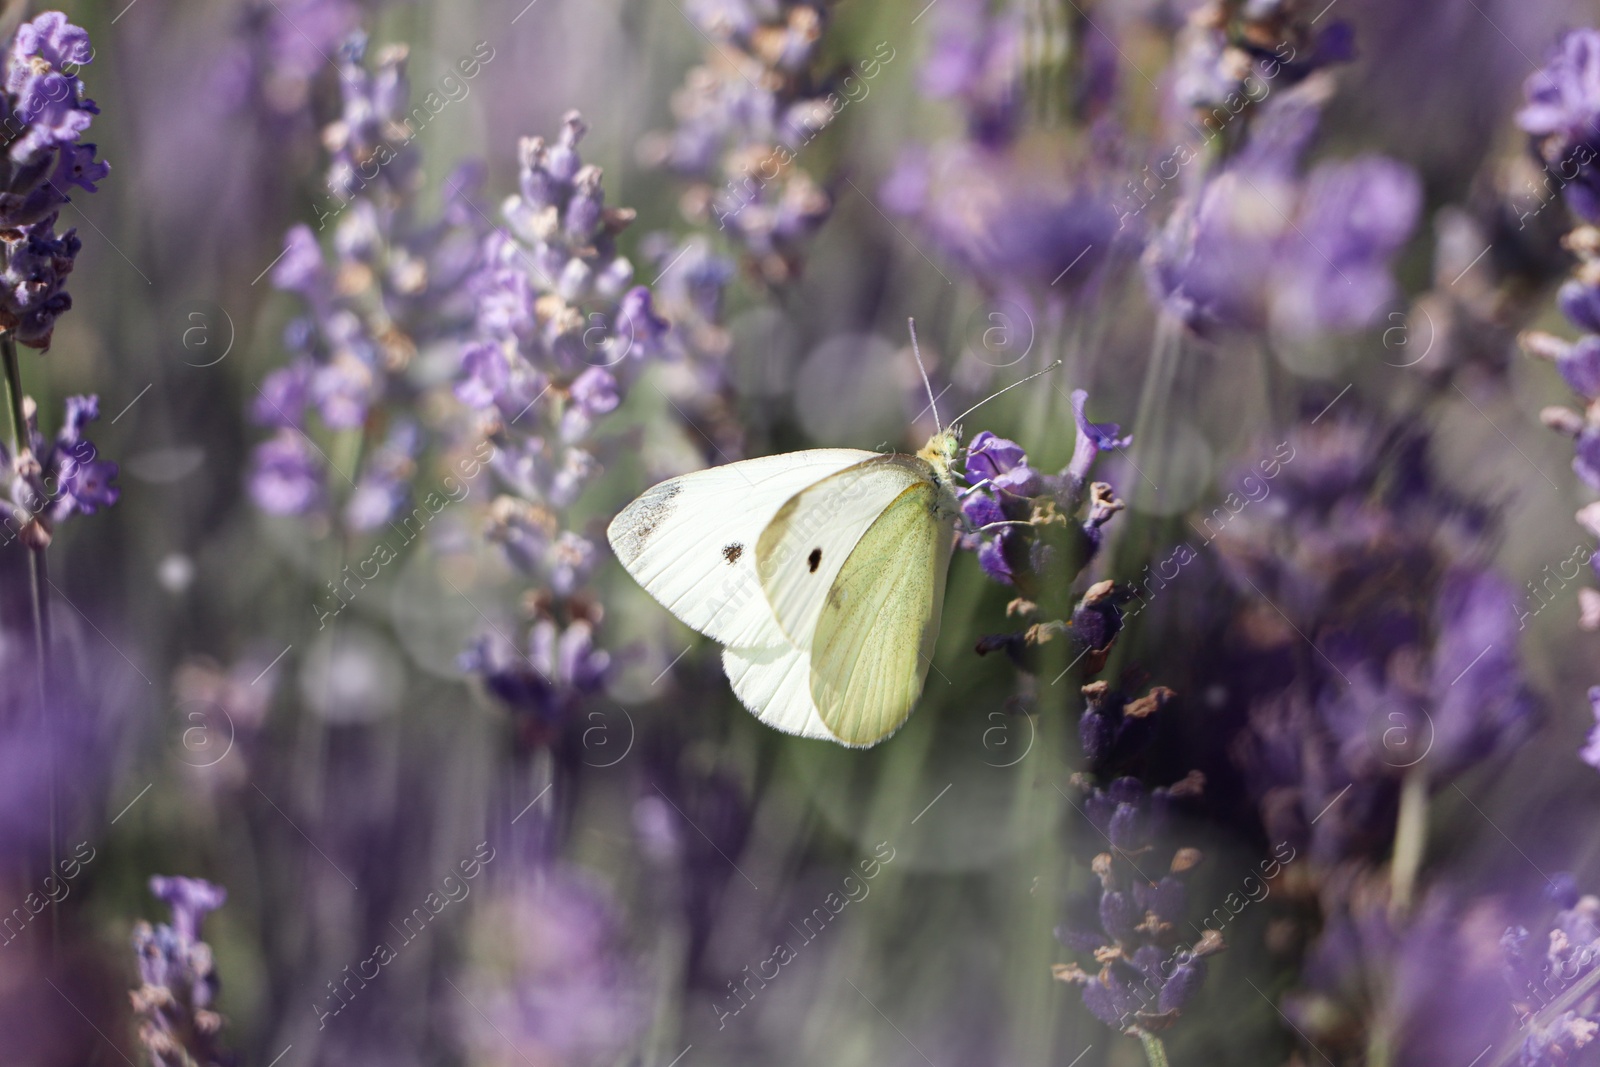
[1,334,48,691]
[1137,1029,1171,1067]
[2,332,54,951]
[1389,766,1428,918]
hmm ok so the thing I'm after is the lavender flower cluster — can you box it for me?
[454,110,669,737]
[249,33,485,529]
[130,877,231,1067]
[1518,31,1600,774]
[0,13,115,551]
[639,0,837,283]
[0,12,106,349]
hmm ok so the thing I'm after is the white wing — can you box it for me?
[755,455,935,649]
[720,644,834,740]
[607,449,873,648]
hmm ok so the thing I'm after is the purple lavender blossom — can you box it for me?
[0,12,107,349]
[458,617,611,743]
[959,391,1127,587]
[453,111,669,718]
[638,1,838,282]
[885,0,1131,297]
[457,869,649,1065]
[1214,410,1535,862]
[246,34,487,525]
[1145,88,1420,339]
[131,876,231,1067]
[919,0,1024,147]
[1285,885,1512,1065]
[1519,29,1600,222]
[883,142,1123,296]
[1170,0,1355,129]
[345,420,418,531]
[1503,878,1600,1061]
[1054,771,1216,1036]
[1584,688,1600,770]
[0,393,119,546]
[246,430,323,517]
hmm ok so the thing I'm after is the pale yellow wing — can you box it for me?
[755,455,932,650]
[808,480,956,747]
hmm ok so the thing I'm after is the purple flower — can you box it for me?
[6,12,98,164]
[1582,688,1600,770]
[0,11,106,329]
[1425,568,1538,779]
[638,1,839,278]
[248,34,488,529]
[0,214,81,348]
[9,13,93,83]
[309,351,376,429]
[1519,30,1600,221]
[1144,97,1421,339]
[884,142,1122,293]
[1272,157,1423,337]
[270,223,326,295]
[0,393,118,542]
[252,359,312,428]
[52,141,108,194]
[132,876,230,1067]
[1213,410,1536,865]
[456,870,649,1065]
[458,618,610,735]
[1144,74,1422,338]
[1079,683,1174,773]
[1170,1,1353,140]
[1285,888,1511,1064]
[965,431,1040,496]
[959,394,1126,589]
[1054,773,1214,1034]
[247,431,323,516]
[148,876,227,945]
[959,432,1039,586]
[344,421,418,532]
[1555,333,1600,397]
[1067,388,1132,486]
[919,0,1024,146]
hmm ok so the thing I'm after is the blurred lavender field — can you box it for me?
[12,0,1600,1064]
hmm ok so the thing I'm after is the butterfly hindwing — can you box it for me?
[720,644,833,740]
[809,479,956,746]
[754,455,932,650]
[606,449,873,648]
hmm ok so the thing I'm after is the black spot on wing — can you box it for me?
[722,543,743,564]
[808,548,822,572]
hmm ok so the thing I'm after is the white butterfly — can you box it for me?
[606,326,1054,747]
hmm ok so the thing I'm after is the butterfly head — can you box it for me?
[917,428,963,479]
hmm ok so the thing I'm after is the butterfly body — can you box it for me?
[607,430,963,747]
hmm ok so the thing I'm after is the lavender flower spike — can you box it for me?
[1519,30,1600,222]
[0,11,107,349]
[131,876,231,1067]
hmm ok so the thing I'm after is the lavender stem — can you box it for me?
[1389,767,1429,919]
[1,331,57,951]
[1137,1028,1170,1067]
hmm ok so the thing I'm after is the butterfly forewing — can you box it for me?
[809,479,957,746]
[754,455,933,650]
[606,448,873,649]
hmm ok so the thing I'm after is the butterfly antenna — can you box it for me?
[949,360,1063,429]
[908,317,943,436]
